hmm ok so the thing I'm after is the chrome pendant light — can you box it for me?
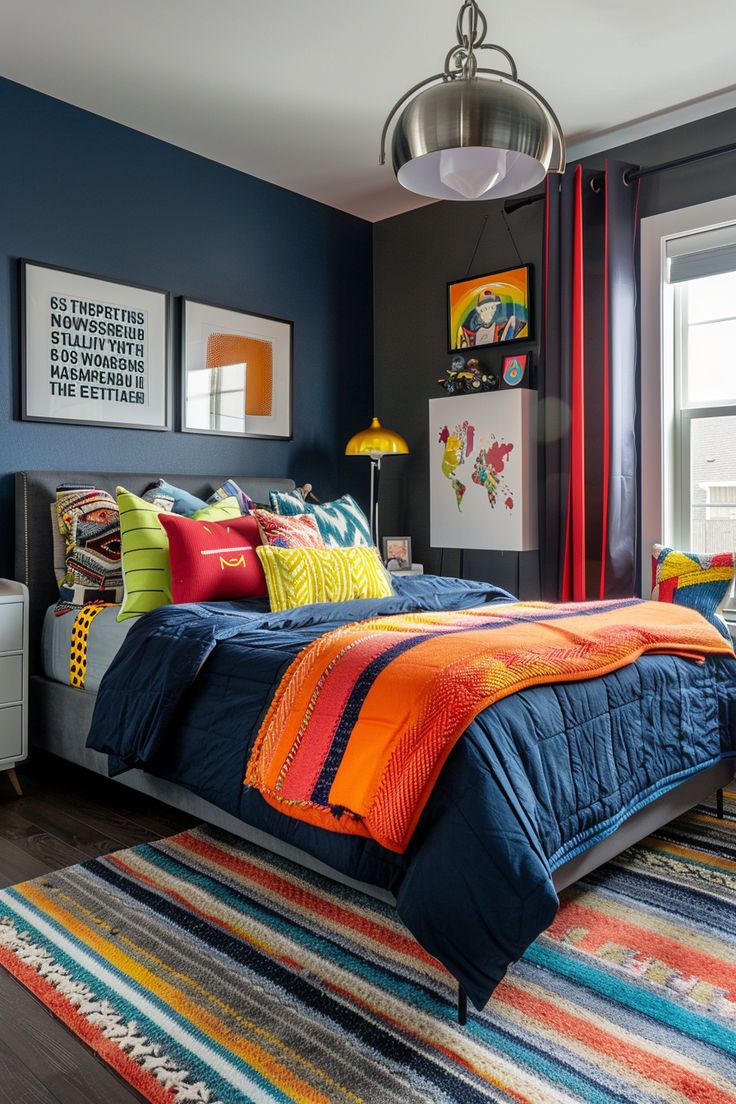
[380,0,565,201]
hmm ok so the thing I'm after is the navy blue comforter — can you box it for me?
[87,576,736,1008]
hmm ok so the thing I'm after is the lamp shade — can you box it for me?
[380,0,565,202]
[393,79,557,201]
[345,417,409,459]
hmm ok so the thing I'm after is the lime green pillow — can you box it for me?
[116,488,241,620]
[256,545,394,612]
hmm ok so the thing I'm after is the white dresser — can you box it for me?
[0,580,28,796]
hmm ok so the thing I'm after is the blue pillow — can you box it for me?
[207,478,255,515]
[142,479,208,516]
[270,491,371,547]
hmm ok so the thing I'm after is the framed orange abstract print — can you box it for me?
[182,299,292,439]
[447,265,531,352]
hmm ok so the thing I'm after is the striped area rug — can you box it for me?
[1,796,736,1104]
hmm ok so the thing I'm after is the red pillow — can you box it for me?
[159,513,267,603]
[253,509,324,549]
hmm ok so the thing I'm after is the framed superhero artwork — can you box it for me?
[447,264,532,352]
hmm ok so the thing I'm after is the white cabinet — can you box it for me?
[0,581,28,796]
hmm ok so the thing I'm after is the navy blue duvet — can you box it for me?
[87,576,736,1008]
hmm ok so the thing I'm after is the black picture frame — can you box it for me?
[180,297,293,441]
[383,535,412,571]
[21,259,172,431]
[447,263,533,353]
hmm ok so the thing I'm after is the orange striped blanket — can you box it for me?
[245,598,733,852]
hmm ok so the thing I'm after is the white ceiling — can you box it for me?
[1,0,736,222]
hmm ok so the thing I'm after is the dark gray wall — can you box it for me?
[373,105,736,594]
[604,106,736,219]
[373,199,542,595]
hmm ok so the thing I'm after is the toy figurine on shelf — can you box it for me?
[438,355,498,396]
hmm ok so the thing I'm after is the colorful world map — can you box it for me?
[438,421,514,512]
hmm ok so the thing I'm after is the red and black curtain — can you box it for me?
[541,161,639,601]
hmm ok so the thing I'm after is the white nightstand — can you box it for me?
[390,563,424,577]
[0,581,28,797]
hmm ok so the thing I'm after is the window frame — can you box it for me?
[640,195,736,595]
[672,280,736,550]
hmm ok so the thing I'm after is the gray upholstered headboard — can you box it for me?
[14,470,296,673]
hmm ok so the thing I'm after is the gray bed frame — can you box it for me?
[14,470,735,908]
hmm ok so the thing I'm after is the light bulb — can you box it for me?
[439,147,509,199]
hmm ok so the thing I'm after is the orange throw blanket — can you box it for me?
[245,599,733,852]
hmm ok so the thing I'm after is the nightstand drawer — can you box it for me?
[0,655,22,705]
[0,604,23,654]
[0,705,22,760]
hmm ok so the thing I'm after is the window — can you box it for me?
[670,259,736,555]
[641,195,736,596]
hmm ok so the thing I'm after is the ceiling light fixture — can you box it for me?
[380,0,565,202]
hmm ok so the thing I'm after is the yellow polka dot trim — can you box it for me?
[69,603,113,688]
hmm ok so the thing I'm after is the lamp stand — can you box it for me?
[369,455,382,546]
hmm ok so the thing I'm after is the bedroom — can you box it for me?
[1,1,736,1101]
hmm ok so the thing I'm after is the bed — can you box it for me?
[15,469,736,1017]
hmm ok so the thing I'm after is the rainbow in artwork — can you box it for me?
[448,265,531,351]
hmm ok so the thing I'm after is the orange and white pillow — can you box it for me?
[253,510,325,549]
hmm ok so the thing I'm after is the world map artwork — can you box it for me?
[438,420,515,512]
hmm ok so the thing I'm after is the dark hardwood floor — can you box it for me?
[0,754,197,1104]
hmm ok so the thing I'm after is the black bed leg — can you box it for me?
[717,788,724,820]
[458,985,468,1026]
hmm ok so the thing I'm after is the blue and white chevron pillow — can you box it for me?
[269,491,372,547]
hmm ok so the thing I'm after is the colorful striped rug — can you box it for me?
[1,794,736,1104]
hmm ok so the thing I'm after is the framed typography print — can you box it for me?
[181,299,293,439]
[447,264,532,352]
[21,260,170,430]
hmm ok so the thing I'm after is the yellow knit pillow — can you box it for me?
[256,545,394,611]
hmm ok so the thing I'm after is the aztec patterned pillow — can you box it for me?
[651,543,734,639]
[160,513,266,603]
[269,491,372,547]
[253,510,325,549]
[53,485,123,615]
[256,545,393,612]
[116,488,241,620]
[141,479,208,515]
[207,479,256,515]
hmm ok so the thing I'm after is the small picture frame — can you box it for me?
[501,352,529,387]
[383,536,412,571]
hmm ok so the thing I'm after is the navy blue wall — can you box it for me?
[0,77,373,578]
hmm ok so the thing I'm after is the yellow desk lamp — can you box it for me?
[345,416,409,545]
